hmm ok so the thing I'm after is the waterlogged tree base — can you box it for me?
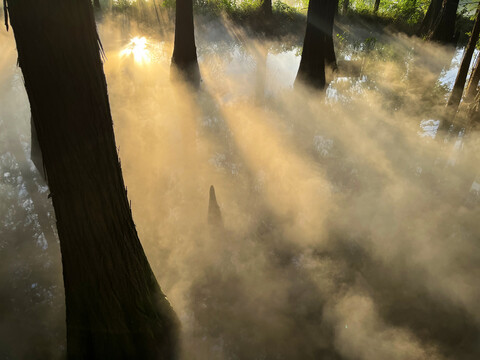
[5,0,179,358]
[171,62,201,89]
[295,0,337,90]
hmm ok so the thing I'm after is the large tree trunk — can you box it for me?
[427,0,460,43]
[443,5,480,128]
[5,0,179,359]
[418,0,443,35]
[171,0,200,86]
[295,0,338,90]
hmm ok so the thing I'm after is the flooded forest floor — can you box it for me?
[1,8,480,360]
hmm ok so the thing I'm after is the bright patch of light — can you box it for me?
[120,36,151,65]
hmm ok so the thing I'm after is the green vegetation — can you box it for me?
[105,0,477,42]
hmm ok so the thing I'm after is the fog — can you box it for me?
[1,11,480,360]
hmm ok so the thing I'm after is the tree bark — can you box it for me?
[418,0,443,35]
[5,0,179,359]
[374,0,380,13]
[445,5,480,117]
[171,0,200,86]
[295,0,338,90]
[427,0,460,43]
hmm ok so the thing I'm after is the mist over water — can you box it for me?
[1,12,480,359]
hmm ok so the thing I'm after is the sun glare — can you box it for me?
[120,36,151,65]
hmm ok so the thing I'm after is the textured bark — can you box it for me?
[171,0,200,86]
[5,0,179,359]
[427,0,460,43]
[295,0,338,89]
[445,5,480,116]
[374,0,380,13]
[418,0,443,35]
[261,0,272,16]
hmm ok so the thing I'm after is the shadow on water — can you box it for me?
[1,11,480,360]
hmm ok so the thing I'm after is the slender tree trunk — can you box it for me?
[172,0,200,86]
[5,0,179,359]
[295,0,338,90]
[374,0,380,13]
[444,5,480,119]
[427,0,460,43]
[465,53,480,102]
[418,0,443,35]
[261,0,272,16]
[342,0,349,14]
[93,0,101,10]
[467,90,480,130]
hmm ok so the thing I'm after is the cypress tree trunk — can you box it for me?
[295,0,338,90]
[171,0,200,86]
[5,0,179,359]
[427,0,460,43]
[261,0,272,16]
[342,0,349,14]
[445,5,480,117]
[374,0,380,13]
[465,53,480,102]
[467,90,480,129]
[418,0,443,35]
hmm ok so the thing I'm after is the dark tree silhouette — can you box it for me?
[4,0,179,359]
[295,0,338,89]
[427,0,460,43]
[465,53,480,102]
[172,0,200,86]
[443,4,480,127]
[418,0,443,36]
[261,0,272,16]
[374,0,381,13]
[208,185,223,231]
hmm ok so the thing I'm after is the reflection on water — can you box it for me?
[1,13,480,360]
[119,36,152,64]
[419,119,440,138]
